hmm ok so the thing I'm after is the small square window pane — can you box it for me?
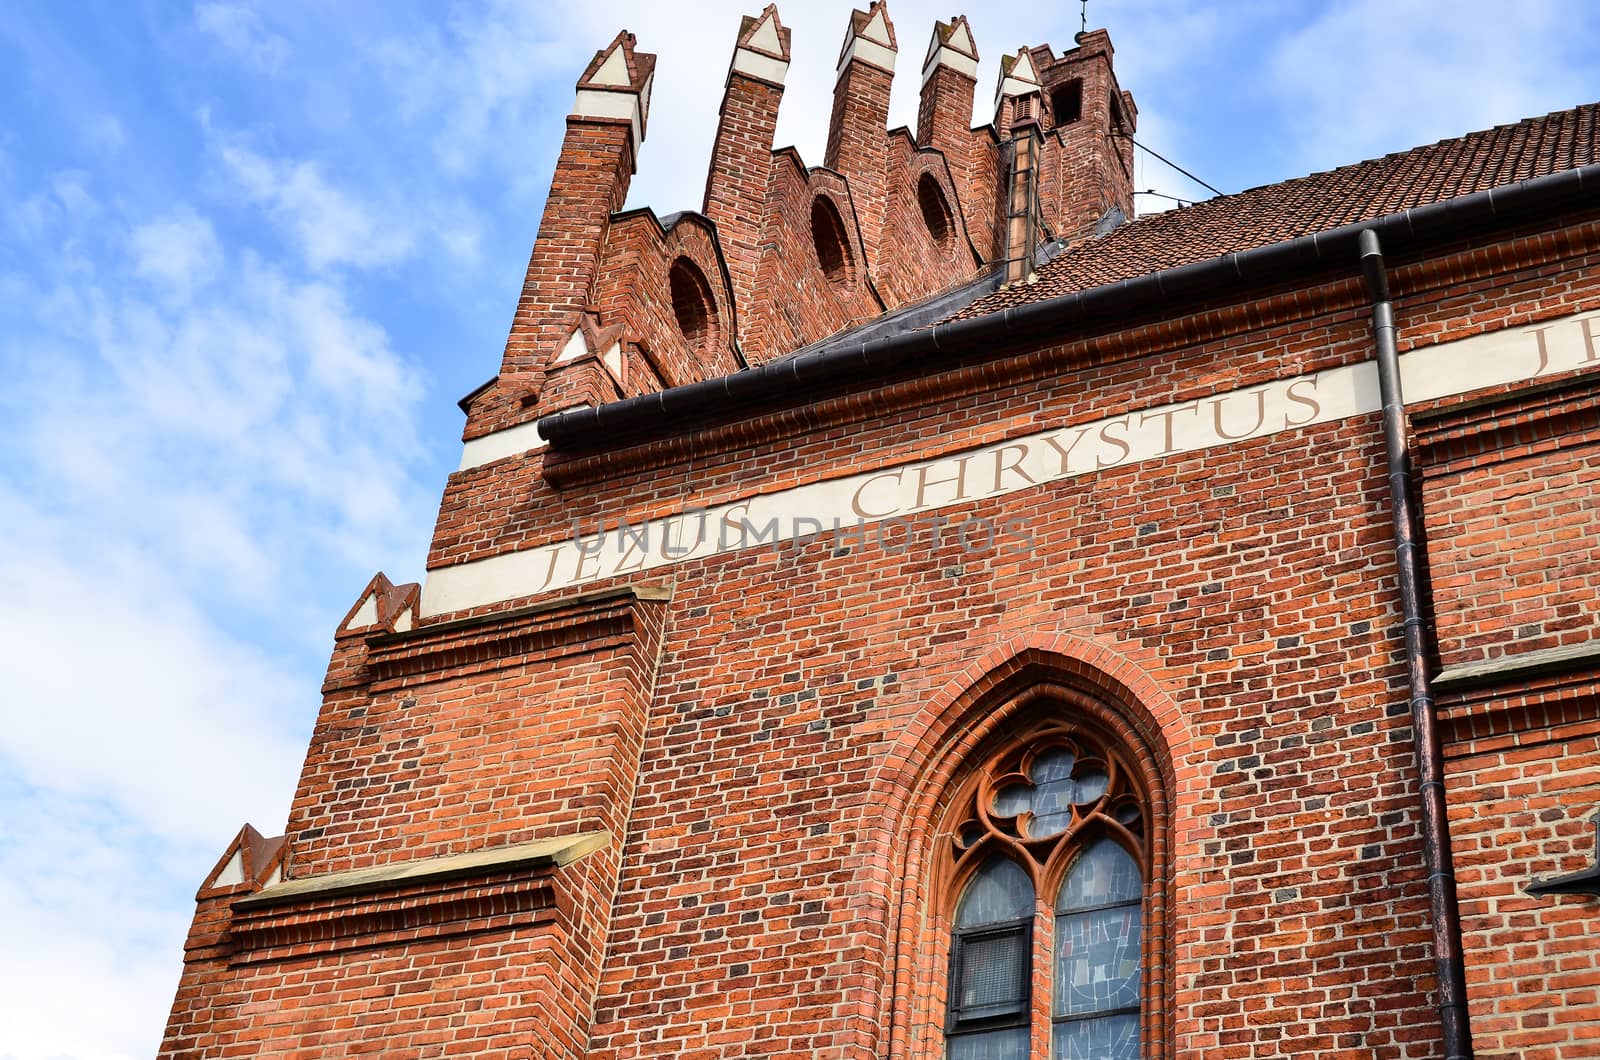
[958,927,1028,1016]
[1052,1013,1139,1059]
[950,1026,1029,1060]
[1071,768,1108,804]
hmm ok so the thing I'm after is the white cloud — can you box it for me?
[129,208,223,299]
[282,274,420,401]
[369,1,1207,216]
[0,504,306,845]
[373,0,1595,220]
[1268,0,1594,174]
[422,196,485,264]
[1,186,432,830]
[0,790,197,1060]
[13,170,99,237]
[210,134,485,276]
[373,0,571,181]
[372,0,1062,203]
[1,7,1593,1060]
[0,169,436,1057]
[218,139,417,270]
[194,1,290,73]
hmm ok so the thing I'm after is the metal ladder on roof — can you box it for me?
[1003,109,1044,287]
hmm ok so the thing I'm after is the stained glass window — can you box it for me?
[948,858,1034,1057]
[957,857,1033,926]
[982,744,1115,841]
[950,1026,1030,1060]
[1052,838,1142,1059]
[942,722,1151,1060]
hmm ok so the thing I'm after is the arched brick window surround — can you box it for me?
[668,255,720,357]
[878,651,1176,1060]
[810,193,856,290]
[903,153,973,267]
[917,172,954,250]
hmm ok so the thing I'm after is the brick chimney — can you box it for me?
[497,32,655,384]
[825,2,897,279]
[1038,29,1136,240]
[703,5,790,350]
[995,47,1044,285]
[917,16,980,228]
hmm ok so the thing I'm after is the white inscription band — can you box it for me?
[420,312,1600,617]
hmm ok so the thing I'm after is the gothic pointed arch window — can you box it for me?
[941,718,1153,1060]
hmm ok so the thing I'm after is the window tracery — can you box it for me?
[942,720,1149,1060]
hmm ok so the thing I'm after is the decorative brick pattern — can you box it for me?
[161,587,670,1058]
[826,3,897,279]
[471,6,1142,420]
[916,19,987,253]
[1032,31,1137,242]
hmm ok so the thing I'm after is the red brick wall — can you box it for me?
[162,904,575,1058]
[566,407,1440,1058]
[1417,365,1600,669]
[462,109,639,441]
[967,123,1006,264]
[872,134,982,309]
[704,65,786,338]
[498,118,634,383]
[286,591,666,875]
[410,220,1600,1058]
[827,55,894,278]
[470,20,1145,420]
[161,591,669,1058]
[160,840,648,1058]
[1038,31,1136,239]
[743,160,883,363]
[1415,329,1600,1060]
[432,219,1600,579]
[590,212,742,392]
[917,59,980,232]
[1441,680,1600,1060]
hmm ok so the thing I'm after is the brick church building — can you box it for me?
[160,5,1600,1058]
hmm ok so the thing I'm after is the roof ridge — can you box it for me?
[1060,100,1600,243]
[1183,99,1600,213]
[944,99,1599,325]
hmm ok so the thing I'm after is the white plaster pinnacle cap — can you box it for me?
[572,31,658,156]
[993,47,1042,109]
[837,1,898,79]
[921,16,978,86]
[731,4,791,85]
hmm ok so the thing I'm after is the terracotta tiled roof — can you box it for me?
[949,101,1600,322]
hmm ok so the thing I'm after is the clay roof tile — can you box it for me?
[947,101,1600,324]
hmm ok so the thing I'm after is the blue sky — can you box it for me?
[0,2,1596,1056]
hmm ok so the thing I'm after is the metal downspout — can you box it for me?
[1358,228,1474,1060]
